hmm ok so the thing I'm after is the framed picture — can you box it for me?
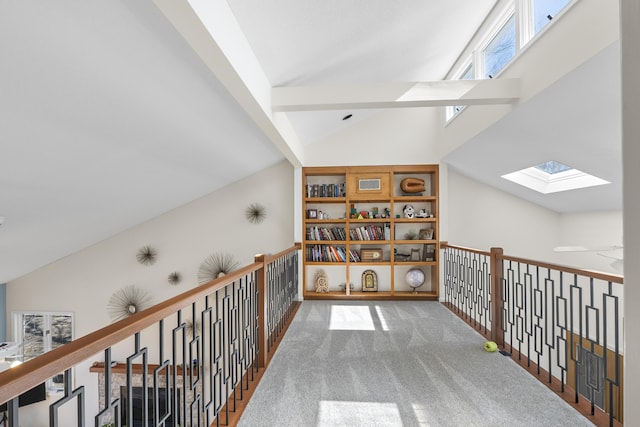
[362,269,378,292]
[419,228,434,240]
[423,244,435,261]
[307,209,318,219]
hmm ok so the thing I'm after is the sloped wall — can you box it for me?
[446,167,561,261]
[4,160,294,426]
[446,167,623,275]
[7,159,294,337]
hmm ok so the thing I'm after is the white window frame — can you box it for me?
[442,0,580,126]
[12,311,74,391]
[478,5,517,80]
[445,58,475,122]
[517,0,535,48]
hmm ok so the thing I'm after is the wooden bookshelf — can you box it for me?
[302,165,439,300]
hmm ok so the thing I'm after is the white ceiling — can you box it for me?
[0,1,621,283]
[444,41,622,213]
[228,0,499,144]
[0,1,284,283]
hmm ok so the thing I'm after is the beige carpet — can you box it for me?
[238,300,593,427]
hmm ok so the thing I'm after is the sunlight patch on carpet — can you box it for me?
[375,305,390,331]
[318,401,401,426]
[412,402,432,426]
[329,305,375,330]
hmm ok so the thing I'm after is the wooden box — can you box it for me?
[360,248,383,262]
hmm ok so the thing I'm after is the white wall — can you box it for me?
[304,107,442,166]
[4,160,294,426]
[446,167,561,260]
[556,211,623,274]
[620,0,640,420]
[446,168,624,276]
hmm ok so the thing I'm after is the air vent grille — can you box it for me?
[359,179,381,191]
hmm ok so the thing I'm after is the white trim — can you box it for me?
[519,0,580,54]
[445,59,475,122]
[517,0,534,48]
[478,3,516,79]
[481,13,517,79]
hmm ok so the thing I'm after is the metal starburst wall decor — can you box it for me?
[136,245,158,266]
[167,271,182,286]
[107,285,153,322]
[245,203,267,224]
[197,252,240,285]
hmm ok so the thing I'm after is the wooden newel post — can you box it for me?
[254,254,268,368]
[489,247,504,347]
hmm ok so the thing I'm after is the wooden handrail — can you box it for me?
[500,253,624,284]
[442,242,623,284]
[0,244,301,405]
[440,241,491,256]
[261,242,302,264]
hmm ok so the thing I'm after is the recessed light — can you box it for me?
[342,114,353,121]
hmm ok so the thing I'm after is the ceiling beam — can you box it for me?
[151,0,303,166]
[272,79,520,112]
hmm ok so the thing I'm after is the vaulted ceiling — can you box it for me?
[0,1,621,283]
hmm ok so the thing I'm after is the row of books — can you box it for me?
[306,226,347,241]
[306,183,345,198]
[306,245,363,262]
[349,224,390,241]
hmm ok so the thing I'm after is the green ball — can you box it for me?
[484,341,498,352]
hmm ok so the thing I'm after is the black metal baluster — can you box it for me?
[544,269,556,384]
[50,368,85,427]
[569,274,582,405]
[603,280,620,426]
[556,273,569,394]
[94,348,120,427]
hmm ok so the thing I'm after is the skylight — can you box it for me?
[534,160,572,174]
[502,160,610,194]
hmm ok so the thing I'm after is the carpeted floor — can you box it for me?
[238,300,594,427]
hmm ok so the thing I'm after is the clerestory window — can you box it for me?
[483,14,516,79]
[532,0,572,35]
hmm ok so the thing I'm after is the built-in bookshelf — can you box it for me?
[302,165,439,300]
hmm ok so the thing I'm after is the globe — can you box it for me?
[406,268,425,289]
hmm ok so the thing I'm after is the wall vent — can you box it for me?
[359,179,381,191]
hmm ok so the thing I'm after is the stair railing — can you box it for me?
[0,243,300,427]
[441,242,624,427]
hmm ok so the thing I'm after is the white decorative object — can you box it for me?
[403,204,415,218]
[314,269,329,293]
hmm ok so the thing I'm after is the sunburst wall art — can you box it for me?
[136,245,157,266]
[184,319,201,338]
[245,203,267,224]
[107,285,153,322]
[197,252,240,285]
[167,271,182,286]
